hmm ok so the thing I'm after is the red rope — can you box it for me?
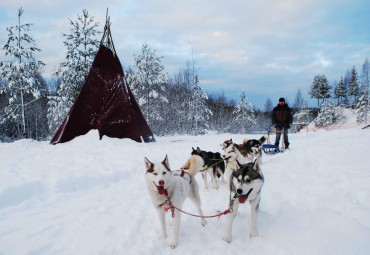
[166,201,231,219]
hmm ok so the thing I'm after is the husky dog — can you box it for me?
[222,142,247,182]
[182,147,225,189]
[145,155,207,248]
[223,160,264,243]
[222,136,266,165]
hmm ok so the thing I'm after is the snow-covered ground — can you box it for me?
[0,126,369,255]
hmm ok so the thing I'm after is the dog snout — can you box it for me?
[237,189,243,194]
[159,180,165,186]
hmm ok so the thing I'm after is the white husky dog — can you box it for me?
[145,155,207,248]
[223,160,264,243]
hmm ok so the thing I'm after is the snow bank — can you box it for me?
[0,129,369,254]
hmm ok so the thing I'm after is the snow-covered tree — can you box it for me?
[317,74,332,103]
[0,8,45,138]
[229,90,255,133]
[292,102,311,132]
[189,74,213,134]
[356,94,369,124]
[314,102,344,127]
[334,76,347,105]
[343,70,351,105]
[128,43,168,127]
[293,88,304,109]
[48,9,100,135]
[348,66,360,105]
[308,75,321,107]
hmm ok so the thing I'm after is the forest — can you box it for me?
[0,9,369,142]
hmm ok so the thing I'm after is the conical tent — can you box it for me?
[51,17,154,144]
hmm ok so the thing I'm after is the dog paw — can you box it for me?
[201,219,207,227]
[222,235,232,243]
[159,233,167,240]
[168,241,177,249]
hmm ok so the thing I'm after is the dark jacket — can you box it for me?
[272,103,293,128]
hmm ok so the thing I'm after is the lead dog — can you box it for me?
[223,160,264,243]
[145,155,207,248]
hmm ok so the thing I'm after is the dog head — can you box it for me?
[244,136,267,155]
[222,143,238,162]
[221,139,233,150]
[191,147,202,156]
[229,160,264,203]
[145,155,172,195]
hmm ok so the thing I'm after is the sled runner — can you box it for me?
[262,125,285,155]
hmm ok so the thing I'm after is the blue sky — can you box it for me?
[0,0,369,109]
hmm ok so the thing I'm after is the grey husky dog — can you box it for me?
[223,160,264,243]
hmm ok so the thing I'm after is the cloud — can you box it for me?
[0,0,368,108]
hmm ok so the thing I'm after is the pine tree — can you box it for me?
[189,74,213,134]
[315,102,344,127]
[128,43,168,128]
[293,88,304,109]
[48,9,100,135]
[348,66,360,105]
[360,58,369,98]
[343,70,351,105]
[230,90,255,133]
[334,76,347,105]
[292,103,311,132]
[0,8,45,138]
[356,94,370,124]
[308,75,321,107]
[314,102,335,126]
[317,74,332,104]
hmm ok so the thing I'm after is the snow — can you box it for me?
[0,127,370,254]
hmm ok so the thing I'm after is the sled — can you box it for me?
[262,125,285,155]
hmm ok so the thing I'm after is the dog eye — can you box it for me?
[153,172,158,176]
[246,179,251,183]
[163,172,166,175]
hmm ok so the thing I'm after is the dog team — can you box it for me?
[145,136,267,248]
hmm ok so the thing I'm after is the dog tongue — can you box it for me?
[157,186,165,195]
[238,195,247,204]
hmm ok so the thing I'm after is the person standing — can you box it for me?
[271,97,292,149]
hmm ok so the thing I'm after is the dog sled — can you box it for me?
[262,125,285,155]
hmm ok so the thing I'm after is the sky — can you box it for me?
[0,0,369,109]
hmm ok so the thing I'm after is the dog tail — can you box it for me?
[243,138,249,145]
[185,155,205,178]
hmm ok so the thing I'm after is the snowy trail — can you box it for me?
[0,129,369,254]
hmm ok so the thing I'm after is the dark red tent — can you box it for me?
[51,19,154,144]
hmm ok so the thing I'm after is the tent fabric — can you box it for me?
[51,44,154,144]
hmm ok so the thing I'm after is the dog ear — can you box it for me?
[192,147,195,151]
[252,159,261,173]
[197,147,201,153]
[144,157,153,172]
[162,155,171,171]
